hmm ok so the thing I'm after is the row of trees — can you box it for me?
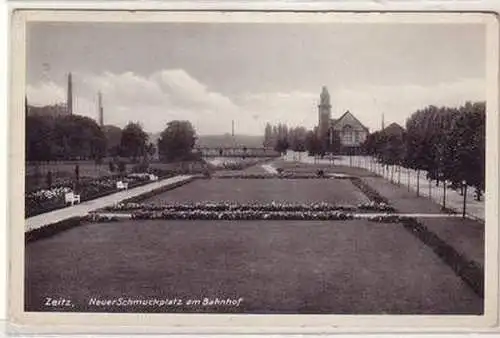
[26,113,198,163]
[263,122,342,156]
[26,115,107,162]
[363,102,485,197]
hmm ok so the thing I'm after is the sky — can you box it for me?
[26,21,486,135]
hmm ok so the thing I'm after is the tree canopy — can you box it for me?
[364,101,485,193]
[157,120,197,162]
[120,122,149,161]
[26,114,107,161]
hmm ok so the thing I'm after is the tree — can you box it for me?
[445,102,485,193]
[305,129,322,156]
[274,137,289,154]
[26,114,106,161]
[157,120,197,162]
[146,142,156,159]
[26,115,55,161]
[263,123,273,147]
[288,126,308,152]
[120,122,148,161]
[102,125,123,157]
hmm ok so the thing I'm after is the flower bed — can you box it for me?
[349,177,390,204]
[25,186,73,217]
[215,173,351,179]
[358,201,395,212]
[366,214,410,223]
[25,172,175,217]
[209,158,274,171]
[103,201,393,213]
[131,209,355,221]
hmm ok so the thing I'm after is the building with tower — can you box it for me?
[317,86,369,153]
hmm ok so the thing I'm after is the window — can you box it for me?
[342,125,353,145]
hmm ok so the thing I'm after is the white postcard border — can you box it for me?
[7,8,500,335]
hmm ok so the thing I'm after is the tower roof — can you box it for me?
[320,86,330,106]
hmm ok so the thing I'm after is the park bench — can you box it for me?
[116,181,129,190]
[64,192,81,206]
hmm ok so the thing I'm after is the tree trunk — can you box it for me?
[407,168,411,192]
[442,180,447,209]
[462,184,468,219]
[416,169,420,196]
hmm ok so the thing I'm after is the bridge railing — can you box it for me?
[196,147,281,158]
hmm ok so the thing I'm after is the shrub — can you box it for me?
[132,162,149,173]
[117,161,126,174]
[46,171,53,189]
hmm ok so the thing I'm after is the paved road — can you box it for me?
[25,175,193,232]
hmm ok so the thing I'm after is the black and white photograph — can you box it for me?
[9,9,500,331]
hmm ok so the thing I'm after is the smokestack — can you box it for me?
[231,119,235,137]
[381,112,385,131]
[98,91,104,127]
[67,72,73,115]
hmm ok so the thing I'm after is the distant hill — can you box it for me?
[148,133,264,148]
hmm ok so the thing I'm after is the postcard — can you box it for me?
[7,8,500,334]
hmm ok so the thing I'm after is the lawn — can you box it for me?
[272,160,376,177]
[25,219,482,314]
[140,178,370,205]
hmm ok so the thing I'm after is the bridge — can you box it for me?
[195,147,281,158]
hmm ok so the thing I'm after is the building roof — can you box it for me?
[382,122,405,135]
[331,110,369,132]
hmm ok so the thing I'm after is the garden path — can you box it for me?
[25,175,193,232]
[261,163,278,174]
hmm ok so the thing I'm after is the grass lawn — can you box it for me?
[140,178,370,205]
[25,219,482,314]
[273,160,376,177]
[415,217,484,267]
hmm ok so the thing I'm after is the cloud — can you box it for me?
[332,78,486,131]
[26,81,66,106]
[26,69,485,135]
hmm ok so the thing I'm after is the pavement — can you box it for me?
[25,175,193,232]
